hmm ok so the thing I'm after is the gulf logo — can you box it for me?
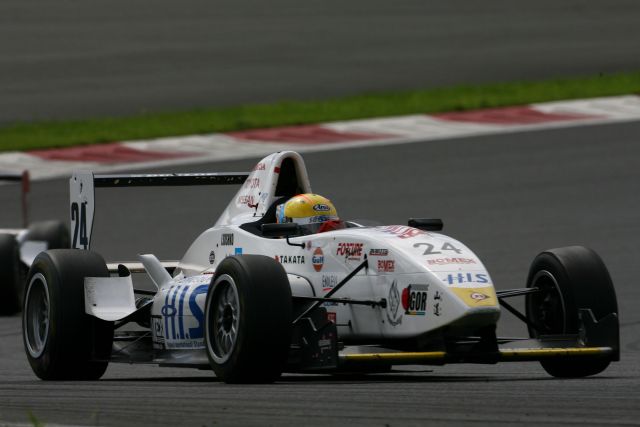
[312,247,324,272]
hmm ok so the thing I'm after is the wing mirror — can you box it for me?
[261,223,305,248]
[261,223,300,237]
[408,218,443,231]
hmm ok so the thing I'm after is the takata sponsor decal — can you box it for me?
[336,242,363,260]
[313,203,331,212]
[378,225,426,239]
[312,247,324,272]
[369,248,389,256]
[443,272,490,286]
[401,284,428,316]
[433,291,442,316]
[322,274,338,292]
[221,233,234,246]
[208,251,215,264]
[275,255,305,264]
[377,259,395,272]
[385,280,402,326]
[427,257,476,265]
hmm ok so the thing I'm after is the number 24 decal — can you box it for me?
[71,201,88,249]
[413,241,462,255]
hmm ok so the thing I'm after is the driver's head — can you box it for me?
[276,194,343,234]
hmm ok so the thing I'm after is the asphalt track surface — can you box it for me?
[3,0,640,124]
[0,121,639,425]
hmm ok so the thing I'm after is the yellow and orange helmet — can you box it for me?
[276,194,342,234]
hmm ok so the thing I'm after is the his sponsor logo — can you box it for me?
[385,280,402,326]
[369,248,389,256]
[443,273,489,285]
[427,257,476,265]
[378,225,426,239]
[221,233,234,246]
[275,255,305,264]
[401,284,429,316]
[336,242,363,260]
[313,203,331,212]
[322,274,338,292]
[253,162,266,171]
[470,292,489,301]
[208,251,215,264]
[161,283,208,349]
[312,247,324,272]
[377,259,395,273]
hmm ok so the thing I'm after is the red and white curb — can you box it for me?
[2,95,640,180]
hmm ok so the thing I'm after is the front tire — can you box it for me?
[23,250,113,380]
[0,234,21,315]
[204,255,292,383]
[525,246,618,378]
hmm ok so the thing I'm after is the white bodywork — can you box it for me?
[76,151,500,350]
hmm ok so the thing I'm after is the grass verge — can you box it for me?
[1,71,640,152]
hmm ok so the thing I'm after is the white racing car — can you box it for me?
[0,171,69,315]
[22,151,619,382]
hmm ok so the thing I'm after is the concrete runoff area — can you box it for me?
[0,121,639,425]
[2,0,640,124]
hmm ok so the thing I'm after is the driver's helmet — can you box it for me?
[276,194,344,234]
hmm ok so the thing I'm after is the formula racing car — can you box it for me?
[22,151,619,382]
[1,171,69,315]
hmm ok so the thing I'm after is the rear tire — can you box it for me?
[525,246,618,378]
[22,250,113,380]
[0,234,21,315]
[204,255,292,383]
[25,220,70,250]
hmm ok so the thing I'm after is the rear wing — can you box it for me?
[0,170,30,228]
[69,172,248,250]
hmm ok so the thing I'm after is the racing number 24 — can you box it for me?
[71,201,89,249]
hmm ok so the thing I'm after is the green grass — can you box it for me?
[2,71,640,152]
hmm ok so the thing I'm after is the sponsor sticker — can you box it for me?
[369,248,389,256]
[221,233,234,246]
[401,284,429,316]
[253,162,266,171]
[385,280,402,326]
[208,251,215,264]
[443,272,489,286]
[312,247,324,272]
[378,225,426,239]
[377,259,395,273]
[327,312,337,323]
[322,274,338,292]
[235,248,243,255]
[427,257,476,265]
[275,255,305,264]
[313,203,331,212]
[336,242,363,260]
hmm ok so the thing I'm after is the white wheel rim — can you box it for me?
[24,273,50,358]
[206,274,240,364]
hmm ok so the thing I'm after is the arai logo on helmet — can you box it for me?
[313,204,331,212]
[312,247,324,272]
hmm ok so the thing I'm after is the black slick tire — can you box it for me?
[22,249,113,380]
[525,246,618,378]
[204,255,292,384]
[25,220,70,250]
[0,234,21,315]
